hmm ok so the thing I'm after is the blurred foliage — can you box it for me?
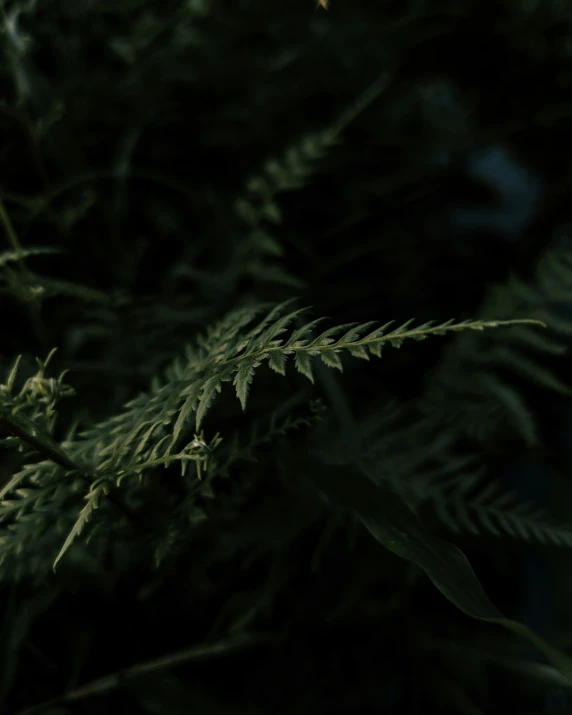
[2,0,572,713]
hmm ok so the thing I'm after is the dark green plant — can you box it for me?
[2,0,572,713]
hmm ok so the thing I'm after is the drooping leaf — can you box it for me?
[196,375,224,429]
[53,485,106,571]
[295,351,315,383]
[310,464,572,684]
[268,350,287,375]
[234,359,260,410]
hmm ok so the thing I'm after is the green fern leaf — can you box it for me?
[196,375,224,429]
[435,475,572,548]
[295,351,315,383]
[538,310,572,336]
[320,349,343,371]
[134,421,162,457]
[53,484,106,571]
[479,373,539,446]
[234,358,261,410]
[347,345,369,360]
[504,326,569,355]
[173,385,201,444]
[268,350,287,375]
[5,355,22,394]
[255,306,309,350]
[489,348,572,395]
[287,317,330,346]
[308,324,355,348]
[240,299,297,347]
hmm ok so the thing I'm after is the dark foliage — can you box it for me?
[2,0,572,713]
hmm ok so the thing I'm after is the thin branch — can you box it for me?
[17,633,272,715]
[0,197,49,347]
[0,416,148,536]
[0,198,27,270]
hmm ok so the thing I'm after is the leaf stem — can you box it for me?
[0,197,27,268]
[0,197,49,347]
[17,633,271,715]
[0,416,148,536]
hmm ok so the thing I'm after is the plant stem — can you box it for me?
[17,633,271,715]
[0,416,148,536]
[0,197,27,264]
[0,197,49,347]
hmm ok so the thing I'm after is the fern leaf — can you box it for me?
[339,322,377,344]
[308,323,356,348]
[239,298,297,349]
[320,349,343,371]
[504,326,569,355]
[234,358,262,410]
[149,434,173,462]
[196,375,224,429]
[538,310,572,336]
[268,350,287,375]
[30,275,114,304]
[53,485,106,571]
[5,355,22,394]
[347,345,369,360]
[255,306,309,350]
[287,317,330,346]
[134,421,162,457]
[173,303,544,432]
[173,382,203,443]
[488,348,572,395]
[435,476,572,548]
[295,351,315,383]
[478,373,539,446]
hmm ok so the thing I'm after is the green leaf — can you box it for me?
[311,464,572,684]
[347,345,369,360]
[490,348,572,395]
[287,317,329,346]
[234,359,260,410]
[268,350,287,375]
[196,375,223,429]
[320,349,343,371]
[256,306,308,350]
[173,382,202,444]
[309,324,354,348]
[53,485,105,571]
[5,355,22,393]
[241,299,297,348]
[295,352,314,383]
[479,372,539,446]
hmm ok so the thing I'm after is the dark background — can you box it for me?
[2,0,572,712]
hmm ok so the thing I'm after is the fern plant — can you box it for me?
[421,246,572,447]
[3,0,572,713]
[0,300,541,579]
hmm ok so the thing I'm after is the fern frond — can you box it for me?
[422,247,572,444]
[0,302,543,576]
[177,305,543,431]
[239,74,390,209]
[53,484,108,571]
[477,372,539,446]
[231,75,391,290]
[431,475,572,548]
[485,347,572,395]
[220,399,326,475]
